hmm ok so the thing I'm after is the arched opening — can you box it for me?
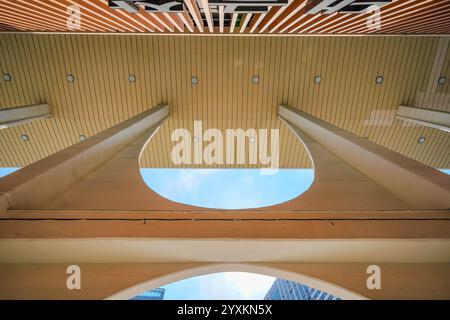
[132,272,276,300]
[105,264,366,300]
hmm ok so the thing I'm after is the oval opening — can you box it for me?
[140,168,314,209]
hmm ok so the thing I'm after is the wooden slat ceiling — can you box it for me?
[0,0,449,35]
[0,34,449,169]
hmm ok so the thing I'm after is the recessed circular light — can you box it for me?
[251,75,260,84]
[249,136,256,143]
[128,74,136,83]
[193,136,200,142]
[438,76,446,85]
[314,75,322,84]
[66,74,75,82]
[375,75,384,84]
[375,76,384,84]
[79,134,87,141]
[20,134,29,142]
[3,73,11,81]
[418,136,425,144]
[191,75,198,85]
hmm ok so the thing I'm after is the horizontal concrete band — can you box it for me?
[3,209,450,220]
[0,239,449,264]
[1,218,449,239]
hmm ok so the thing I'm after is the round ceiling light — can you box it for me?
[251,75,260,84]
[20,134,29,142]
[128,74,136,83]
[79,134,87,141]
[66,74,75,82]
[418,136,426,144]
[3,73,11,81]
[438,76,446,85]
[249,136,256,143]
[191,75,198,85]
[314,75,322,84]
[375,75,384,84]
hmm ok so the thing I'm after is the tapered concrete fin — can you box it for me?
[0,104,51,129]
[396,105,450,132]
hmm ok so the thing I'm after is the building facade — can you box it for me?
[265,279,340,301]
[130,288,165,300]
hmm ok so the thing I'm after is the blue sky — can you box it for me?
[1,167,449,299]
[0,168,18,177]
[140,168,314,209]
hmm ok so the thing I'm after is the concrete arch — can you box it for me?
[105,263,367,300]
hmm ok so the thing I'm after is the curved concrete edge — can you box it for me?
[105,263,367,300]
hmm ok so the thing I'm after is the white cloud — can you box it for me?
[222,272,275,300]
[162,272,275,300]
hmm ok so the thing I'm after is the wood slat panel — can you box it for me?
[0,0,449,34]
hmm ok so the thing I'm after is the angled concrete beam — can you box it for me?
[0,105,169,211]
[110,0,140,13]
[278,105,450,209]
[0,104,51,129]
[395,105,450,132]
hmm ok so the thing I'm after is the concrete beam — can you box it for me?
[278,105,450,209]
[1,215,450,240]
[395,105,450,132]
[0,104,51,129]
[0,237,449,264]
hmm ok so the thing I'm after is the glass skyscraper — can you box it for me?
[264,278,340,300]
[130,288,165,300]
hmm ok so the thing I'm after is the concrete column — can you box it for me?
[0,104,51,129]
[278,105,450,210]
